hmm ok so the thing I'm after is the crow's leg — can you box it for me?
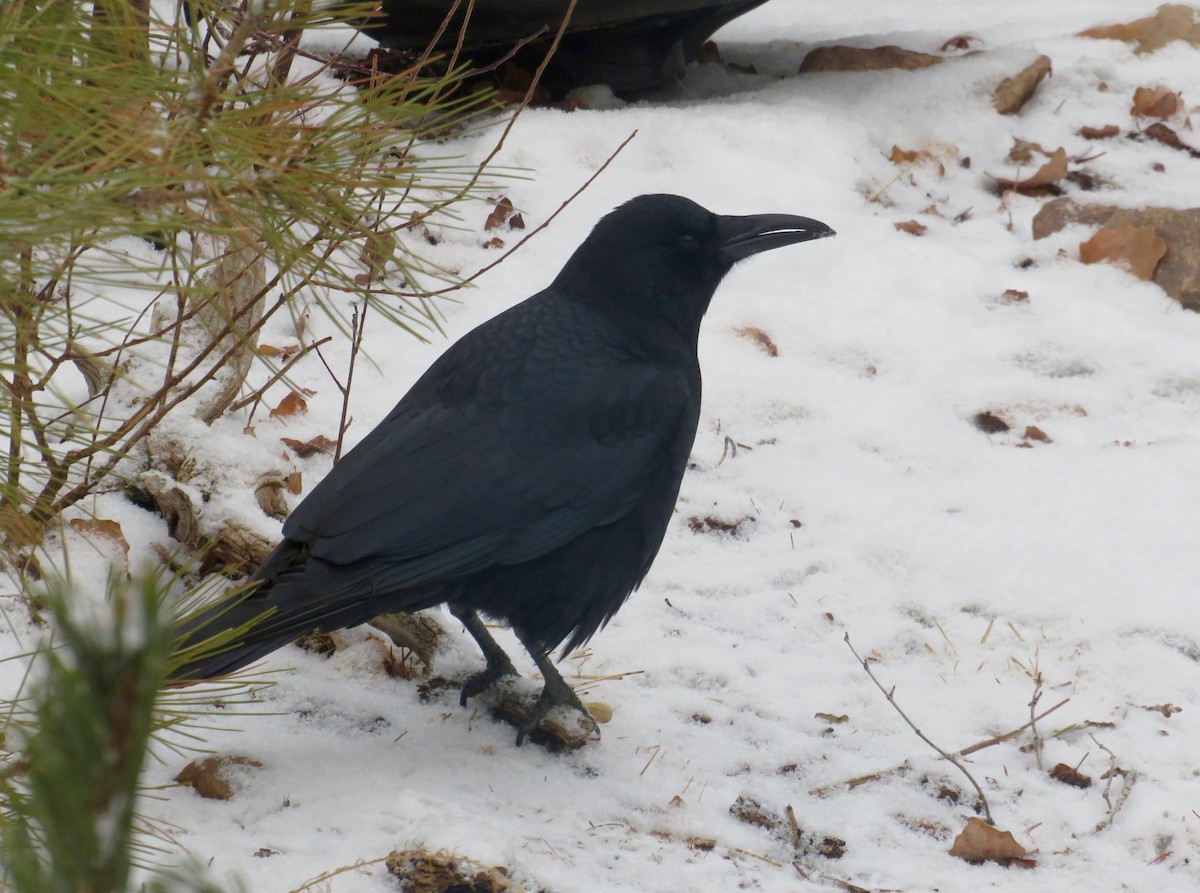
[451,604,519,706]
[515,638,597,746]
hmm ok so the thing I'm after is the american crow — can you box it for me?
[172,194,833,742]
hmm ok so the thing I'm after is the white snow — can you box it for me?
[6,1,1200,890]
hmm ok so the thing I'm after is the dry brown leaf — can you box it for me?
[973,411,1011,434]
[1050,762,1092,788]
[258,342,300,358]
[994,55,1052,115]
[894,219,927,236]
[175,755,263,801]
[1023,425,1052,443]
[360,230,395,277]
[285,470,303,495]
[1144,122,1200,157]
[991,147,1068,193]
[482,236,505,249]
[68,518,130,565]
[1007,138,1050,164]
[1079,222,1167,281]
[949,817,1035,867]
[1080,4,1200,54]
[1000,288,1030,303]
[269,390,308,418]
[1079,124,1120,139]
[484,197,514,231]
[280,434,336,457]
[890,145,928,165]
[1132,84,1182,118]
[814,712,850,724]
[941,34,981,51]
[735,326,779,356]
[799,45,942,73]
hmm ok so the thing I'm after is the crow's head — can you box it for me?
[555,194,834,343]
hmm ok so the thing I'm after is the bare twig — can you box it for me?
[1089,734,1137,834]
[845,633,993,824]
[957,697,1070,756]
[334,303,367,463]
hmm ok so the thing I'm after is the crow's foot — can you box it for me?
[458,657,519,707]
[515,650,599,746]
[452,604,520,706]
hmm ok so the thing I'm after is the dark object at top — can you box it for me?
[357,0,773,94]
[172,194,833,744]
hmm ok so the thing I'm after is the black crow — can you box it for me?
[172,194,834,743]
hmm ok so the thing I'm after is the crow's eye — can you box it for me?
[677,233,700,250]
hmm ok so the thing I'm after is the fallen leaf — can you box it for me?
[973,411,1011,434]
[990,147,1068,193]
[1000,288,1030,303]
[280,434,336,457]
[259,342,301,358]
[941,34,981,51]
[482,236,505,249]
[1079,222,1167,281]
[175,755,263,801]
[949,817,1035,867]
[1080,4,1200,54]
[1079,124,1120,139]
[894,219,927,236]
[993,55,1052,115]
[735,326,779,356]
[360,230,395,277]
[485,197,515,231]
[799,45,942,73]
[1008,138,1050,164]
[1143,702,1183,718]
[68,518,130,567]
[890,145,928,165]
[269,391,308,418]
[1143,122,1200,157]
[814,712,850,724]
[285,471,303,495]
[1132,85,1182,118]
[1050,762,1092,788]
[1023,425,1052,443]
[686,837,717,851]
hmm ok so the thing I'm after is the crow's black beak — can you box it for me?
[717,213,836,264]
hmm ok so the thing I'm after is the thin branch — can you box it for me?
[958,697,1070,756]
[333,303,367,463]
[844,633,993,824]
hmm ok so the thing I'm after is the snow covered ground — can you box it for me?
[8,1,1200,890]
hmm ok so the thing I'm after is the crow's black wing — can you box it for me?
[281,293,699,599]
